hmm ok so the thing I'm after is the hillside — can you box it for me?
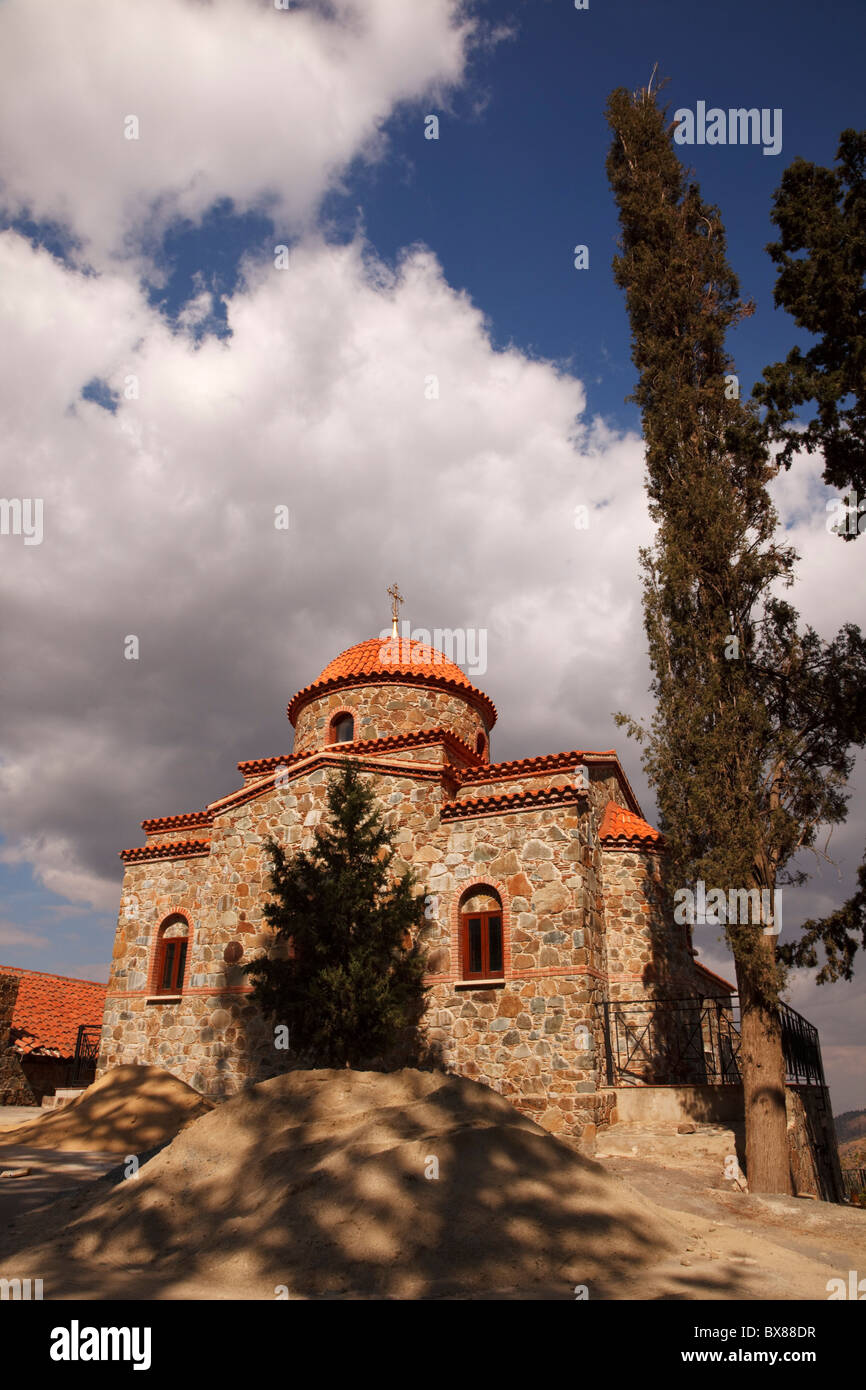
[835,1109,866,1146]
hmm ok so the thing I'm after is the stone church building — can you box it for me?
[98,618,733,1146]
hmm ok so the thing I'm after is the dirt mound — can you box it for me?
[0,1065,212,1154]
[12,1068,679,1298]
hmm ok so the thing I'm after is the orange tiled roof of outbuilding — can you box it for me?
[1,965,107,1058]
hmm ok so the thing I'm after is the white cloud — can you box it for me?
[0,225,651,908]
[0,0,474,268]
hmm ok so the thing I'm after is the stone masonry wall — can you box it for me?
[602,849,700,1002]
[0,974,39,1105]
[292,682,487,756]
[101,746,620,1140]
[101,684,705,1146]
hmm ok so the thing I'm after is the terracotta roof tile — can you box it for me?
[458,749,616,784]
[441,784,587,821]
[599,801,664,849]
[2,966,107,1058]
[287,637,497,728]
[695,961,736,994]
[119,838,211,863]
[238,727,483,780]
[141,810,213,834]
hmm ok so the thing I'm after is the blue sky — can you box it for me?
[1,0,864,1106]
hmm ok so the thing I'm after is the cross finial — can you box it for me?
[387,582,404,638]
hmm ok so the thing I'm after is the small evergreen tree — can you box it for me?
[244,759,430,1069]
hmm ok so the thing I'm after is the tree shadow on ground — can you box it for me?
[0,1067,755,1301]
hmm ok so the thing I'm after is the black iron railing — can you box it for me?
[778,1001,825,1086]
[842,1168,866,1197]
[71,1023,102,1083]
[597,996,825,1088]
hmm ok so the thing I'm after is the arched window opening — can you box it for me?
[460,888,503,980]
[475,731,487,759]
[154,915,189,995]
[333,713,355,744]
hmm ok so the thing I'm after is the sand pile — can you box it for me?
[0,1065,212,1153]
[16,1068,678,1298]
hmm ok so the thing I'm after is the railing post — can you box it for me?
[601,1001,615,1087]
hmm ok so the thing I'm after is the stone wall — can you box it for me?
[292,682,487,756]
[101,683,726,1147]
[0,974,39,1105]
[101,751,624,1140]
[421,798,612,1144]
[601,848,707,1000]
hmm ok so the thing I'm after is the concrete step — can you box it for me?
[596,1119,746,1181]
[40,1087,87,1111]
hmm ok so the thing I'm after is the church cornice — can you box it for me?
[287,668,497,730]
[440,783,589,822]
[237,727,483,781]
[141,809,214,835]
[456,749,643,816]
[119,838,212,864]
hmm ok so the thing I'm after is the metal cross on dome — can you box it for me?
[387,582,404,638]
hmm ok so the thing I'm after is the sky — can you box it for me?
[0,0,864,1108]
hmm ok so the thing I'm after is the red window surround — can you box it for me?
[152,917,189,995]
[461,909,504,980]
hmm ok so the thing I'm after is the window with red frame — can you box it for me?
[155,920,188,994]
[461,909,503,979]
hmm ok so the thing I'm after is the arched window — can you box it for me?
[333,713,355,744]
[460,888,503,980]
[475,731,487,759]
[154,915,189,995]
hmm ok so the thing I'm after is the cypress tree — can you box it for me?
[605,76,866,1194]
[244,759,430,1069]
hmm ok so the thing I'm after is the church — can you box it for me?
[98,592,733,1147]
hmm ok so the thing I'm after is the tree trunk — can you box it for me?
[736,941,793,1195]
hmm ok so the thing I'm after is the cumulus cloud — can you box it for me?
[0,0,474,268]
[0,226,652,909]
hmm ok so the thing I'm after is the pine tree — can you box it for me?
[754,129,866,518]
[605,76,866,1194]
[244,759,430,1069]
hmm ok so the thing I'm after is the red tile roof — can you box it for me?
[599,801,664,849]
[237,727,483,781]
[1,966,107,1058]
[458,749,616,784]
[141,810,213,835]
[695,960,736,995]
[441,783,588,821]
[119,838,211,863]
[287,637,497,728]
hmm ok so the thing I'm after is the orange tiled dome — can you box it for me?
[287,636,497,727]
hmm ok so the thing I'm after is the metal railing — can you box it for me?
[842,1167,866,1197]
[597,996,825,1088]
[71,1023,102,1083]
